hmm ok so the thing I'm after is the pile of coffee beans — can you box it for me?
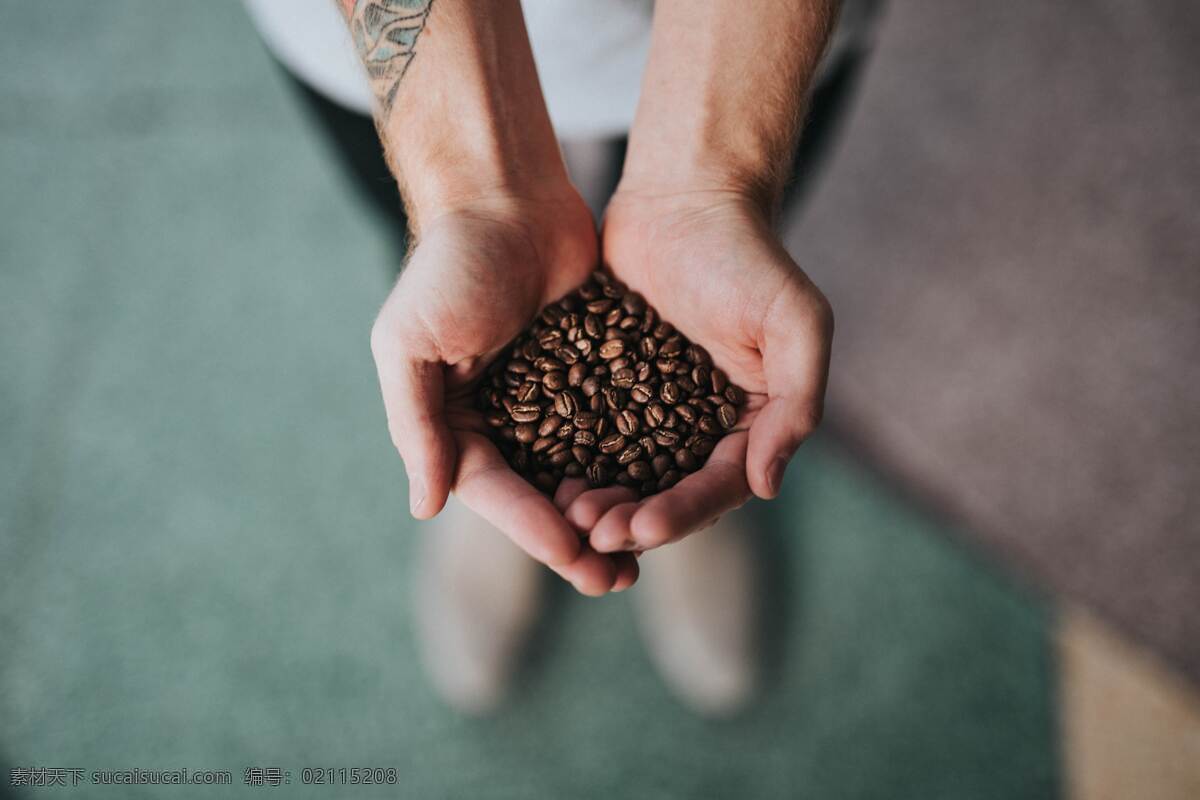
[478,271,744,497]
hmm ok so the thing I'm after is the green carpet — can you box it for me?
[0,3,1056,798]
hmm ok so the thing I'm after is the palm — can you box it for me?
[371,196,639,595]
[560,193,832,553]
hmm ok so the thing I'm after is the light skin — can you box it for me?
[341,0,836,595]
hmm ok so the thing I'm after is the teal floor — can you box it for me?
[0,4,1056,798]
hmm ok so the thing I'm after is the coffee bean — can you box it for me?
[627,460,653,481]
[538,415,563,437]
[554,391,579,418]
[660,380,681,404]
[645,402,667,428]
[718,403,738,430]
[586,462,611,488]
[599,434,626,454]
[611,368,635,389]
[511,403,541,423]
[584,314,604,339]
[479,270,748,497]
[653,428,680,447]
[598,339,626,360]
[617,443,644,465]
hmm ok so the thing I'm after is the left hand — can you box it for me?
[563,189,833,553]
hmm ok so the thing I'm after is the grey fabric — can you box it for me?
[788,0,1200,684]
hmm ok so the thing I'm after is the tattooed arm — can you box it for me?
[337,0,578,230]
[339,1,632,594]
[570,1,838,552]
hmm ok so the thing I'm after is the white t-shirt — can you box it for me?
[243,0,654,139]
[244,0,875,139]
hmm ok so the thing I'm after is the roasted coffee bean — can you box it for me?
[538,415,563,437]
[599,434,626,454]
[616,409,640,437]
[653,429,680,447]
[554,391,579,418]
[516,381,540,402]
[675,447,698,472]
[660,380,681,404]
[598,339,626,359]
[645,402,667,428]
[617,444,644,465]
[586,462,611,488]
[627,460,653,481]
[718,403,738,430]
[638,435,659,459]
[676,404,698,425]
[479,270,746,497]
[511,403,541,423]
[652,453,673,478]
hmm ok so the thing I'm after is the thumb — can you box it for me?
[371,326,457,519]
[746,282,833,499]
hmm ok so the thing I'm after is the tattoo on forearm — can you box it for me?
[342,0,435,110]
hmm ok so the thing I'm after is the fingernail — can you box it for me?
[767,456,789,496]
[409,478,426,516]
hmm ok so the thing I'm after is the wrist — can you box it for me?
[617,147,785,220]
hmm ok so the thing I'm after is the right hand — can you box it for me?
[370,191,639,595]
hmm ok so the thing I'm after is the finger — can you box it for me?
[610,552,640,592]
[553,477,589,512]
[561,545,619,597]
[564,486,639,531]
[370,339,457,519]
[629,432,751,549]
[451,432,583,569]
[747,284,833,499]
[589,502,640,554]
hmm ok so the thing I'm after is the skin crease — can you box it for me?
[346,0,837,595]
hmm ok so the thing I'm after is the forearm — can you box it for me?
[621,0,838,211]
[339,0,570,228]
